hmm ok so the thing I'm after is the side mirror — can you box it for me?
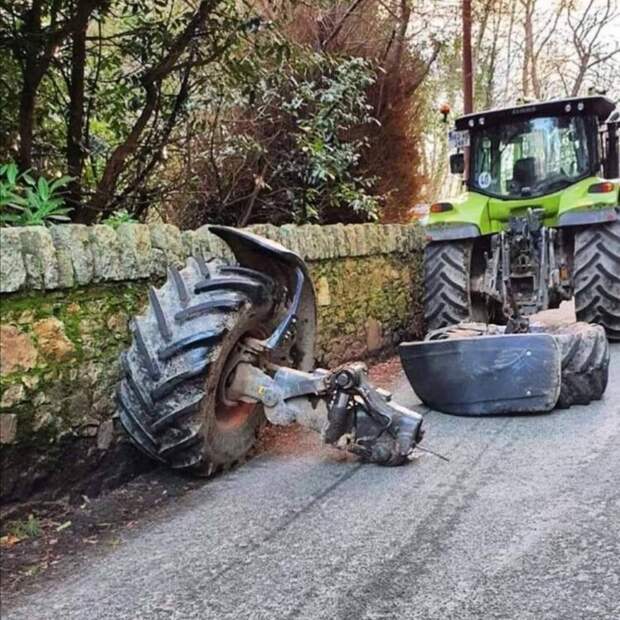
[449,152,465,174]
[603,117,619,178]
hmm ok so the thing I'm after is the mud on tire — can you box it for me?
[117,257,282,474]
[574,218,620,341]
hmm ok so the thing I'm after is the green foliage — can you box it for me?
[0,163,73,227]
[1,1,433,226]
[0,54,21,156]
[0,163,22,212]
[5,515,42,540]
[1,0,257,219]
[101,209,137,229]
[185,48,381,226]
[281,56,380,221]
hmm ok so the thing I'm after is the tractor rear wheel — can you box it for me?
[574,219,620,341]
[423,240,492,332]
[117,257,282,474]
[424,240,472,331]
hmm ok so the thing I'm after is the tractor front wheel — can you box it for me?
[538,322,609,409]
[117,257,282,475]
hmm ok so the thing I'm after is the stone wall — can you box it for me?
[0,222,424,501]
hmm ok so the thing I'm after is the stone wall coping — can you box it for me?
[0,222,424,294]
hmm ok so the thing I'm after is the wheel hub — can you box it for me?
[216,338,261,429]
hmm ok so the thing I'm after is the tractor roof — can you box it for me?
[454,95,616,131]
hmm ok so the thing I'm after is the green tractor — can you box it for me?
[423,95,620,339]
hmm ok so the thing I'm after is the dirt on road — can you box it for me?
[0,356,400,599]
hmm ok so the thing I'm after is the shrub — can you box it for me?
[0,163,72,227]
[168,51,381,228]
[101,209,137,229]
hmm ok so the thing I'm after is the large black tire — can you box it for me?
[423,240,499,332]
[539,323,610,409]
[426,321,609,410]
[574,218,620,341]
[424,240,473,331]
[117,257,282,474]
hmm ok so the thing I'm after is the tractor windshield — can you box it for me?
[470,115,594,198]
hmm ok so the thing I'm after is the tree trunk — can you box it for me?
[462,0,473,113]
[392,0,412,77]
[90,85,159,213]
[67,12,90,221]
[14,0,101,172]
[484,11,501,109]
[571,60,589,97]
[521,0,534,97]
[16,0,44,170]
[503,0,517,103]
[17,76,38,171]
[67,29,87,211]
[90,0,219,214]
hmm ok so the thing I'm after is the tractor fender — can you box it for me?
[557,206,618,227]
[399,333,562,415]
[209,225,317,371]
[425,222,481,241]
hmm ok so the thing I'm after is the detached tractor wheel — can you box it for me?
[423,240,495,332]
[574,219,620,341]
[540,323,609,409]
[426,321,609,410]
[117,257,282,474]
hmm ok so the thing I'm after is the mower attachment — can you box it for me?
[399,333,561,415]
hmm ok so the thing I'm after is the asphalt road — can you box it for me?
[4,343,619,620]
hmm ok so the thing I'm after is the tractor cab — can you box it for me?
[449,96,618,203]
[427,96,619,237]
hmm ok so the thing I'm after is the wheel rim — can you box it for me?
[215,329,264,430]
[216,400,258,430]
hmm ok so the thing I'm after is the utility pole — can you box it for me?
[462,0,473,114]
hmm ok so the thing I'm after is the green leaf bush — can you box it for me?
[0,163,73,227]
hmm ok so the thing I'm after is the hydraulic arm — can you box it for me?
[227,358,424,466]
